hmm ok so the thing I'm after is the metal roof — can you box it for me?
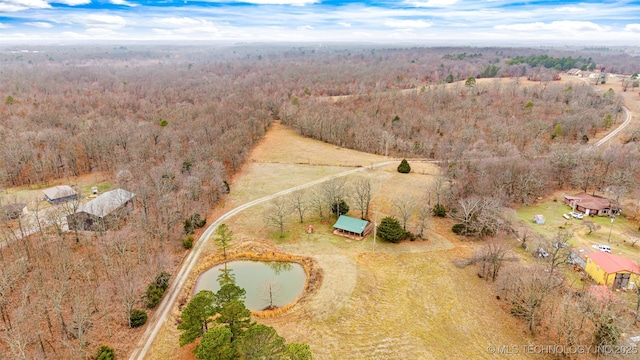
[333,215,369,234]
[42,185,77,200]
[77,189,135,218]
[589,251,640,275]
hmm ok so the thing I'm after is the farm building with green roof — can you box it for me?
[332,215,373,239]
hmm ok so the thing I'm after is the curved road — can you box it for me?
[594,105,632,147]
[130,79,635,360]
[129,160,397,360]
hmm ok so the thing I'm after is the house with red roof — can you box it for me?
[563,192,620,216]
[585,251,640,290]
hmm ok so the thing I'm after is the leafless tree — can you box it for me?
[393,196,416,231]
[583,221,600,235]
[453,196,503,237]
[264,197,291,238]
[415,202,430,239]
[322,178,347,219]
[473,239,510,281]
[309,189,325,221]
[258,280,282,310]
[289,190,308,224]
[351,177,372,220]
[607,168,636,204]
[498,263,563,336]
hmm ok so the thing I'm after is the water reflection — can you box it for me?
[195,260,306,311]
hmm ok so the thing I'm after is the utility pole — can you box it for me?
[608,215,615,243]
[372,214,377,254]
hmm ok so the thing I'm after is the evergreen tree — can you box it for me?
[234,324,286,359]
[397,159,411,174]
[195,326,236,360]
[178,290,216,346]
[377,216,406,243]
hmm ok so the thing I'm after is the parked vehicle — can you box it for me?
[538,248,549,258]
[569,211,584,219]
[592,244,611,253]
[562,214,571,220]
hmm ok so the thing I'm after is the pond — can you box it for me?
[195,260,307,311]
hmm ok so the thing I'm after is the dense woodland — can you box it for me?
[1,44,640,358]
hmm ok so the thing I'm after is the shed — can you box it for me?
[2,203,27,220]
[67,188,135,232]
[43,185,77,205]
[333,215,373,238]
[585,252,640,290]
[533,214,545,224]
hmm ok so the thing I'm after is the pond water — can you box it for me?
[195,260,306,311]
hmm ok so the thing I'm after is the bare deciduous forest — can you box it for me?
[1,44,640,359]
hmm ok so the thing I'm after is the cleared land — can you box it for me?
[146,121,537,359]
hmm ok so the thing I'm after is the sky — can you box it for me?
[1,0,640,44]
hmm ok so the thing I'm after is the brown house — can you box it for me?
[563,192,620,216]
[67,189,135,232]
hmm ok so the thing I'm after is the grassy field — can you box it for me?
[0,171,112,211]
[147,121,540,360]
[515,193,640,261]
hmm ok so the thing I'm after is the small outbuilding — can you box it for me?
[585,252,640,290]
[332,215,373,239]
[67,188,135,232]
[533,214,545,224]
[2,203,27,220]
[43,185,78,205]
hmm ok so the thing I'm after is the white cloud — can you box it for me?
[0,0,50,11]
[25,21,53,28]
[110,0,137,6]
[338,22,351,28]
[61,31,91,39]
[53,0,91,5]
[85,27,119,35]
[495,21,607,33]
[384,19,432,28]
[554,6,586,13]
[404,0,458,7]
[0,23,11,29]
[231,0,318,5]
[77,14,127,29]
[154,17,207,26]
[625,24,640,32]
[174,25,219,34]
[296,25,313,30]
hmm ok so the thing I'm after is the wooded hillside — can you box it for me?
[1,44,639,359]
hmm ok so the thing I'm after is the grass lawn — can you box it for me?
[516,195,639,255]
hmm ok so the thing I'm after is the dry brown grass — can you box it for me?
[145,121,541,360]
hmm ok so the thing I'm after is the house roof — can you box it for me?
[2,203,26,214]
[564,192,617,211]
[589,251,640,275]
[333,215,369,234]
[43,185,77,200]
[77,189,135,218]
